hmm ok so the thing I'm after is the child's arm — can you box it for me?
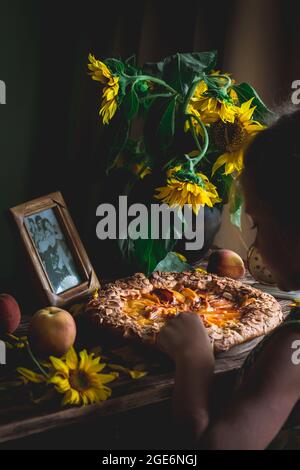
[158,317,300,449]
[157,313,214,445]
[202,326,300,449]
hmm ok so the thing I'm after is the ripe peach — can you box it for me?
[207,249,246,280]
[29,307,76,357]
[0,294,21,335]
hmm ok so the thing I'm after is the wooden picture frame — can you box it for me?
[10,191,100,307]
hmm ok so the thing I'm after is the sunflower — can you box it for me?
[185,81,208,136]
[211,98,265,176]
[88,53,119,124]
[49,347,118,406]
[188,79,237,126]
[154,168,221,215]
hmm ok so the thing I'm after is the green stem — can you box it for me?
[183,77,204,113]
[26,342,50,379]
[207,74,232,93]
[162,156,178,171]
[184,113,209,165]
[140,92,173,102]
[127,74,179,96]
[187,115,202,153]
[184,154,194,173]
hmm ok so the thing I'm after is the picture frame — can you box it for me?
[10,191,100,307]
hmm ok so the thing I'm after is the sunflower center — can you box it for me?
[69,370,91,392]
[212,119,246,153]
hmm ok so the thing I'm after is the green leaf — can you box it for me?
[117,203,178,275]
[123,86,139,121]
[144,51,217,91]
[134,237,177,276]
[124,57,140,77]
[157,96,177,150]
[104,58,125,75]
[144,51,217,95]
[154,252,192,273]
[125,54,136,67]
[143,97,176,159]
[142,60,164,78]
[230,204,242,229]
[118,237,135,261]
[233,83,275,124]
[177,51,217,75]
[229,180,243,229]
[118,76,127,102]
[106,114,130,173]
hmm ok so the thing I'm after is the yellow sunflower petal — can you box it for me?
[49,356,69,377]
[62,388,81,406]
[49,375,70,393]
[128,370,148,379]
[98,372,119,384]
[17,367,46,384]
[154,174,221,214]
[173,252,187,263]
[88,53,119,125]
[78,349,89,371]
[65,347,78,370]
[240,97,254,112]
[92,386,112,402]
[212,153,230,175]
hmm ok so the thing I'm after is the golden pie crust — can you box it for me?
[84,271,283,352]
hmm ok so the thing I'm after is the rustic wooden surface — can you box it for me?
[0,295,292,445]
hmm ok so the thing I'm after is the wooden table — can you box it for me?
[0,294,292,448]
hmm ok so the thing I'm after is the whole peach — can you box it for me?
[207,249,246,280]
[29,307,76,357]
[0,294,21,335]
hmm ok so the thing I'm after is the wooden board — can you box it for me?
[0,298,292,444]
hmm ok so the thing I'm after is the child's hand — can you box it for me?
[156,312,213,364]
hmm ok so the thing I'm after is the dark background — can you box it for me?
[1,0,299,310]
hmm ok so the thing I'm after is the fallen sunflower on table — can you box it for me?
[49,348,118,406]
[18,347,118,406]
[15,344,148,407]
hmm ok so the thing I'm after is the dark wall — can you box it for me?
[0,0,144,304]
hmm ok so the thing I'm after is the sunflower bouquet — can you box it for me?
[88,51,273,274]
